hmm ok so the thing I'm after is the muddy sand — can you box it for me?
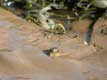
[0,8,107,80]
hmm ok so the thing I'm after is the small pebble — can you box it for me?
[52,48,59,53]
[84,41,89,45]
[47,35,53,40]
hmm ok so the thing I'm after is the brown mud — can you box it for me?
[0,8,107,80]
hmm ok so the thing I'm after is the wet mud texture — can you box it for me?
[0,8,107,80]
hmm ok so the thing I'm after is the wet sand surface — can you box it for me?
[0,8,107,80]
